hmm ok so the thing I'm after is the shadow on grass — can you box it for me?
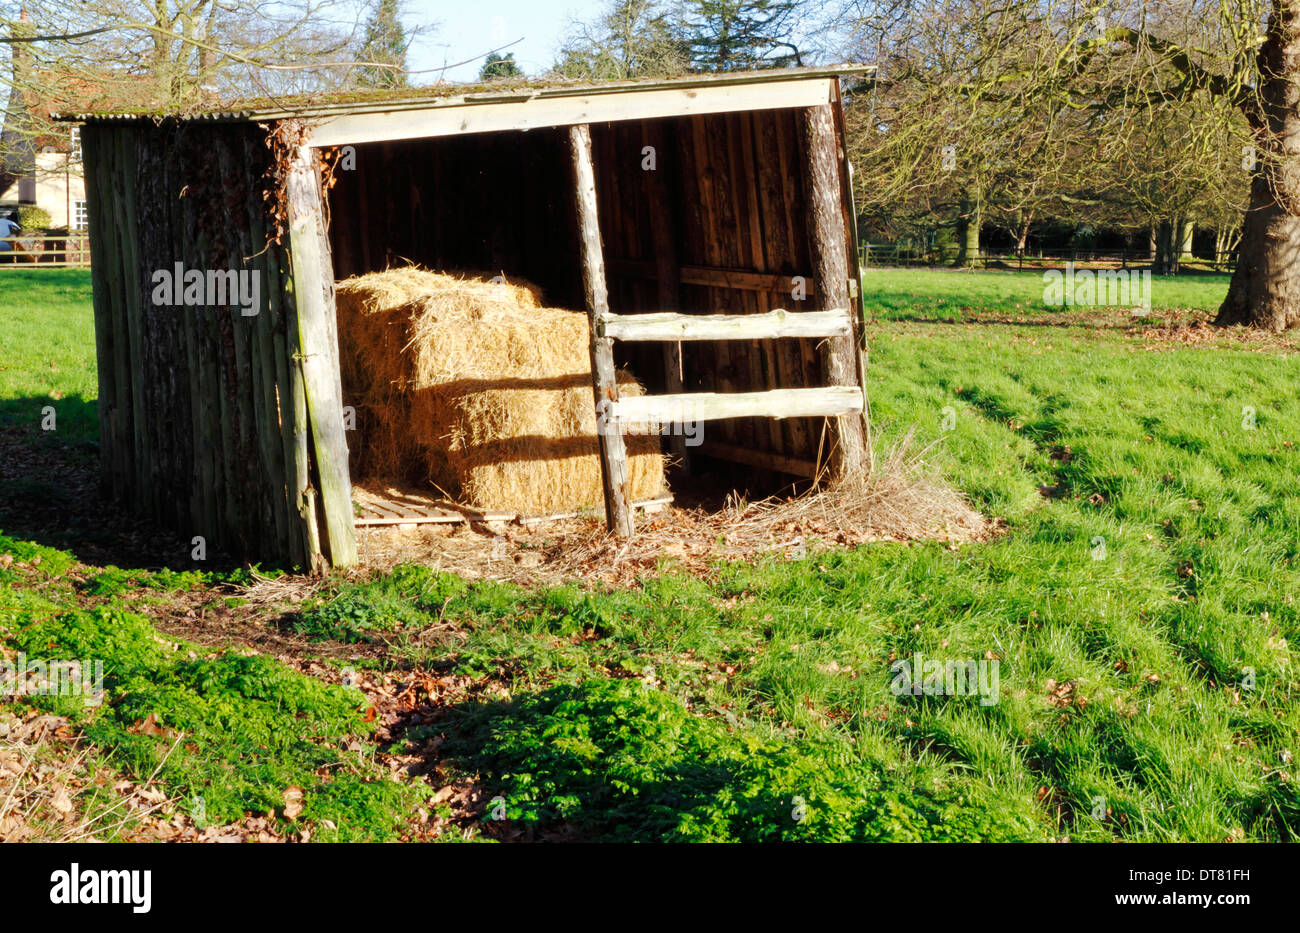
[0,395,243,573]
[401,678,1044,843]
[427,686,795,842]
[0,392,99,444]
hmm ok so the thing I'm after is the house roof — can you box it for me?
[3,68,122,178]
[56,65,875,125]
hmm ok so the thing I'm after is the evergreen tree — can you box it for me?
[480,52,523,81]
[681,0,805,72]
[356,0,408,89]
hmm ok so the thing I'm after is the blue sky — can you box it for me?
[403,1,607,81]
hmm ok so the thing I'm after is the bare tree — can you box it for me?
[552,0,689,80]
[840,0,1283,313]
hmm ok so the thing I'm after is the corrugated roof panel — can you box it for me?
[55,65,874,124]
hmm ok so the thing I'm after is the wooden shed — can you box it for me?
[68,66,873,571]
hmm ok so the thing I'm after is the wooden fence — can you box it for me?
[0,234,92,267]
[859,243,1239,272]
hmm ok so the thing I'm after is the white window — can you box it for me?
[74,200,88,231]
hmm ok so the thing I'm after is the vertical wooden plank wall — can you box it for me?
[326,131,584,310]
[640,120,688,467]
[595,105,857,478]
[81,121,338,569]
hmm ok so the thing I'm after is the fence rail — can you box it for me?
[859,244,1239,273]
[0,234,92,268]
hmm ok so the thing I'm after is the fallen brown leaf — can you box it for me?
[283,786,304,820]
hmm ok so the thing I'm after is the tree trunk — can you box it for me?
[957,194,981,267]
[1153,218,1180,274]
[1214,225,1241,270]
[1217,0,1300,331]
[1177,218,1195,262]
[1016,211,1033,254]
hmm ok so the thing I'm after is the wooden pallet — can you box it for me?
[353,486,673,528]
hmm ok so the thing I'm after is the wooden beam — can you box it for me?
[570,123,634,538]
[641,119,688,468]
[610,386,863,425]
[286,144,357,569]
[695,441,818,479]
[309,79,834,148]
[600,308,851,342]
[606,257,815,295]
[802,104,868,478]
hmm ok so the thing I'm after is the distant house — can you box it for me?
[0,119,85,231]
[0,12,110,232]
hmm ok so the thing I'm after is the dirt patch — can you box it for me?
[4,376,999,611]
[1131,317,1299,352]
[6,407,992,592]
[146,582,392,663]
[0,426,241,571]
[888,307,1300,351]
[277,659,511,840]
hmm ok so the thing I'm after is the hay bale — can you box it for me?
[336,267,667,514]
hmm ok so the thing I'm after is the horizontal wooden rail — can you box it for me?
[609,386,864,425]
[607,257,816,295]
[599,307,850,342]
[695,440,819,478]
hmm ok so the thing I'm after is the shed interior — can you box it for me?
[324,108,839,505]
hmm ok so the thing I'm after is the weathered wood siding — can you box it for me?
[78,79,863,566]
[81,120,346,569]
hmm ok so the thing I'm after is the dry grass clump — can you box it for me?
[0,710,171,842]
[709,428,988,546]
[336,267,666,514]
[356,429,995,587]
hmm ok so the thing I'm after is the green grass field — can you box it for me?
[0,269,98,441]
[861,266,1232,321]
[2,267,1296,842]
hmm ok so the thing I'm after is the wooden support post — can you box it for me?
[641,120,688,468]
[286,143,358,569]
[802,103,868,478]
[570,123,634,537]
[831,89,873,463]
